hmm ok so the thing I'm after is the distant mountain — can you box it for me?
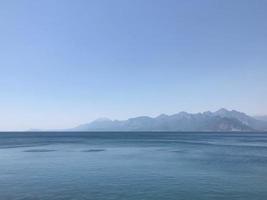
[70,109,267,132]
[213,109,267,130]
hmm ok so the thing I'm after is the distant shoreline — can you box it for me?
[1,131,267,134]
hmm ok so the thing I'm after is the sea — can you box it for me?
[0,132,267,200]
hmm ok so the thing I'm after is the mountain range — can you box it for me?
[69,109,267,132]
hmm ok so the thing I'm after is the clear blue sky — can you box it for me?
[0,0,267,131]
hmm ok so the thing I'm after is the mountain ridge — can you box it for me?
[69,109,267,132]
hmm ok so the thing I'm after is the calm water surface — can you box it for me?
[1,132,267,200]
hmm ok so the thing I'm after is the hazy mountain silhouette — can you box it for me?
[70,109,267,132]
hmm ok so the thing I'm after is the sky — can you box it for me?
[0,0,267,131]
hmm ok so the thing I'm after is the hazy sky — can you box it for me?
[0,0,267,131]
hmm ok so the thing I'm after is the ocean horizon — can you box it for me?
[1,0,267,199]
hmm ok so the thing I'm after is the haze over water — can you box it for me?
[1,132,267,200]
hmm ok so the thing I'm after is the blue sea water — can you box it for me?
[1,132,267,200]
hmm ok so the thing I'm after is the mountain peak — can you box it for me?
[176,111,191,117]
[215,108,229,114]
[156,114,169,119]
